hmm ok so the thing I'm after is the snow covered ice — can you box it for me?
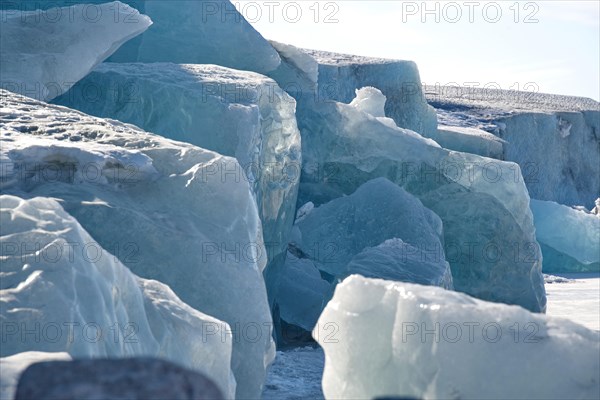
[427,85,600,209]
[315,275,600,400]
[0,90,272,399]
[0,2,151,101]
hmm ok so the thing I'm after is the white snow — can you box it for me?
[0,2,151,101]
[269,41,318,85]
[0,90,272,399]
[315,275,600,400]
[0,195,236,398]
[546,273,600,331]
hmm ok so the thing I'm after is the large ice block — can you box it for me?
[0,195,235,397]
[0,2,151,101]
[315,275,600,400]
[0,90,273,399]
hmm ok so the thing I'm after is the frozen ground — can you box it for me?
[546,273,600,331]
[262,346,324,400]
[263,273,600,399]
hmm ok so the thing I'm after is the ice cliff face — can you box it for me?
[427,86,600,209]
[0,90,272,399]
[54,63,302,292]
[0,196,236,397]
[0,2,151,101]
[315,275,600,400]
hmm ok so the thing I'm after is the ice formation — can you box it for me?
[14,0,280,74]
[0,352,72,400]
[427,85,600,208]
[429,125,506,159]
[0,195,235,397]
[315,275,600,400]
[0,2,151,101]
[530,199,600,273]
[0,90,272,399]
[275,251,334,333]
[294,178,450,283]
[298,92,546,312]
[54,63,302,294]
[304,49,438,135]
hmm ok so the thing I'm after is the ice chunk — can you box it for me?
[0,352,72,400]
[427,85,600,209]
[304,49,438,135]
[295,178,449,283]
[275,251,333,333]
[531,199,600,273]
[0,2,151,101]
[345,238,453,289]
[13,0,280,74]
[428,125,506,158]
[298,93,546,312]
[54,63,302,293]
[0,195,235,397]
[349,87,387,118]
[269,41,318,86]
[315,275,600,400]
[0,90,273,399]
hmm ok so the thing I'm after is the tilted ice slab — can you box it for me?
[0,195,235,398]
[426,85,600,208]
[294,178,451,284]
[303,48,438,135]
[0,352,72,400]
[14,0,280,74]
[298,92,546,312]
[429,125,506,159]
[277,178,452,333]
[315,275,600,400]
[275,250,334,333]
[530,199,600,273]
[55,63,302,291]
[0,2,151,101]
[0,90,273,399]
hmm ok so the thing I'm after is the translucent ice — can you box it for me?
[55,63,302,288]
[428,125,506,159]
[304,48,438,135]
[298,92,546,312]
[0,2,151,101]
[0,90,273,399]
[530,199,600,273]
[315,275,600,400]
[12,0,280,74]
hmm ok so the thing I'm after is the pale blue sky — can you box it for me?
[237,1,600,100]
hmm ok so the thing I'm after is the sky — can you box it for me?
[235,1,600,101]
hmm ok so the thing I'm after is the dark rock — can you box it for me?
[15,357,223,400]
